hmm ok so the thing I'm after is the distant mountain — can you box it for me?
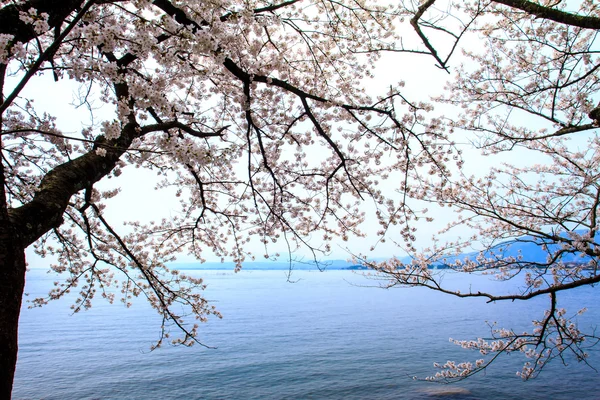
[168,231,599,271]
[168,259,359,271]
[341,264,370,270]
[434,230,600,267]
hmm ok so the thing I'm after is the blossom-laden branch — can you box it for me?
[430,303,599,382]
[366,233,600,381]
[365,130,600,379]
[1,0,456,372]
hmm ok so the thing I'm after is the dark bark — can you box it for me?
[9,121,141,247]
[492,0,600,30]
[0,225,26,400]
[0,132,26,399]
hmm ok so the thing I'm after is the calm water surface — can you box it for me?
[13,269,600,399]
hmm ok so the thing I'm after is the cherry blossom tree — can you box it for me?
[3,0,599,397]
[367,0,600,382]
[0,0,461,397]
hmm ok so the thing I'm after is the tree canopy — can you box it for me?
[1,0,600,397]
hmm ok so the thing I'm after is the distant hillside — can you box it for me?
[168,259,362,271]
[168,231,599,271]
[434,230,600,267]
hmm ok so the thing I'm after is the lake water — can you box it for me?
[12,269,600,399]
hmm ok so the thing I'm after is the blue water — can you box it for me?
[13,269,600,399]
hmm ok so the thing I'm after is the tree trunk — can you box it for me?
[0,222,26,399]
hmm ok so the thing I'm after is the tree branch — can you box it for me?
[492,0,600,30]
[0,0,85,43]
[0,0,97,115]
[410,0,451,73]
